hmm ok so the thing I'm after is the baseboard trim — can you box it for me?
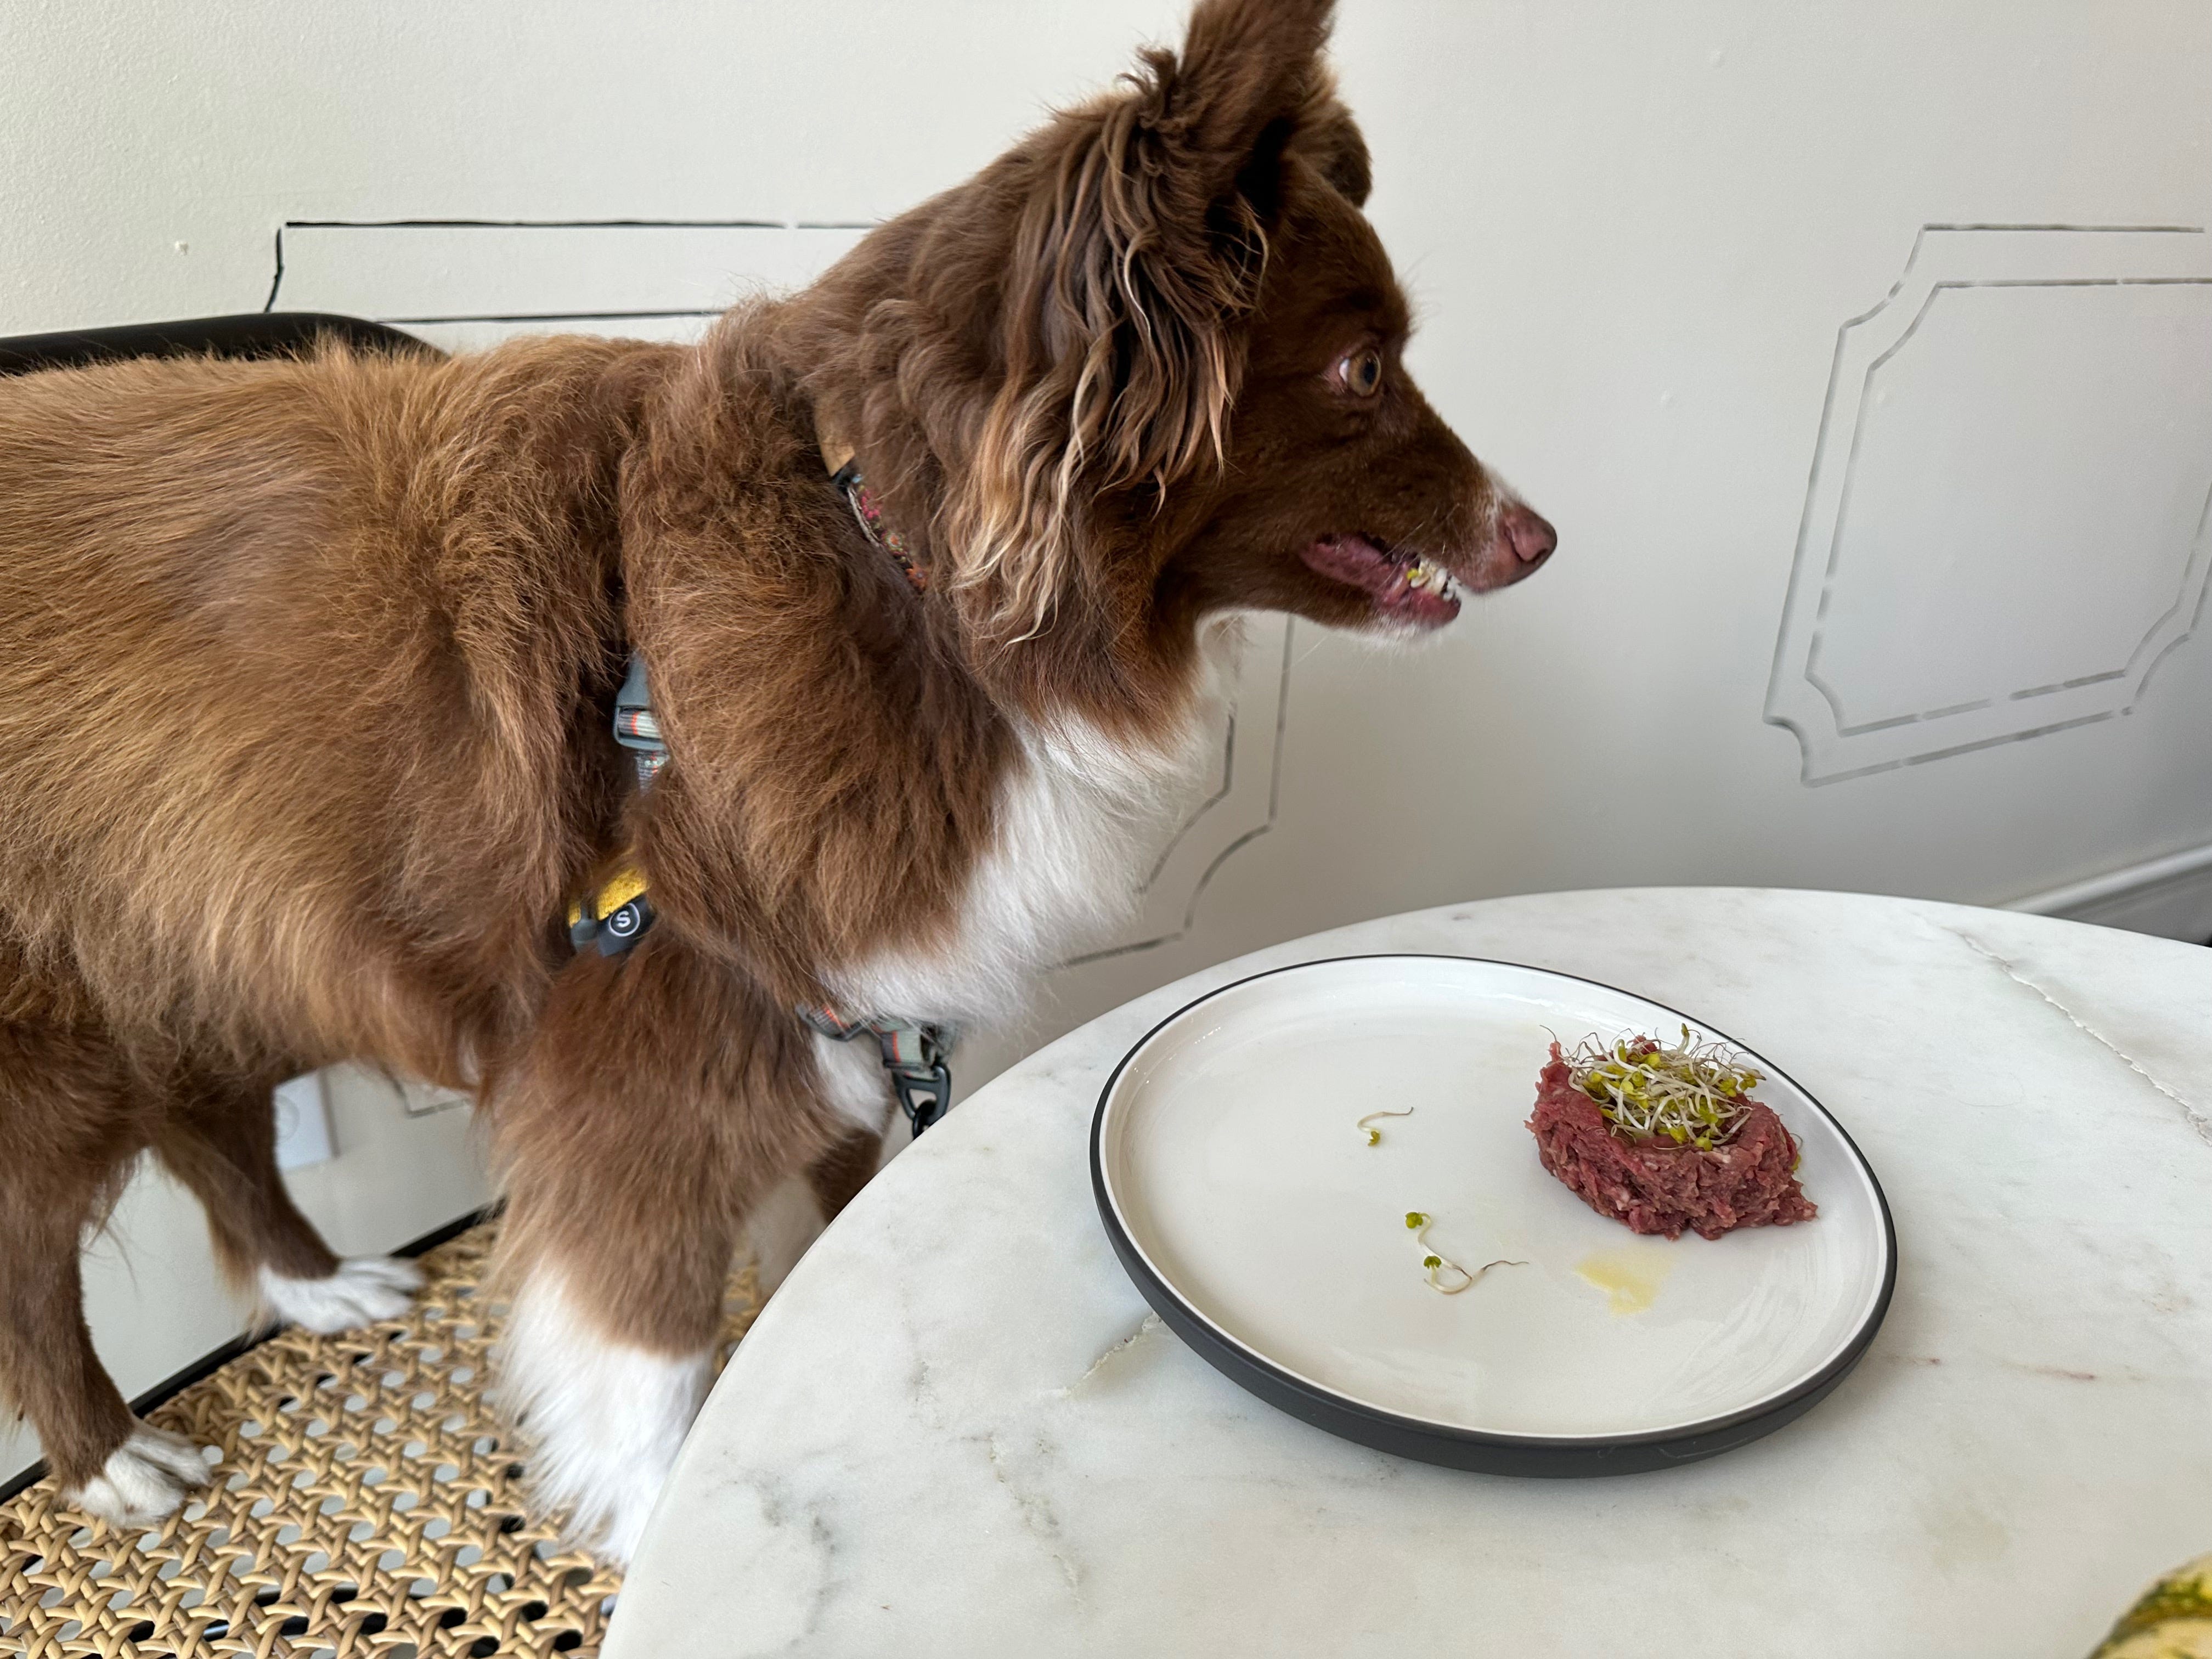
[2005,839,2212,941]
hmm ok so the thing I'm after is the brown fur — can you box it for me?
[0,0,1550,1530]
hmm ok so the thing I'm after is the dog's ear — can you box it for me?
[946,0,1339,651]
[1288,71,1372,207]
[1163,0,1339,224]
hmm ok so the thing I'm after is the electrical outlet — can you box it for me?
[396,1077,472,1117]
[272,1071,336,1170]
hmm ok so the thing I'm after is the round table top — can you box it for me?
[606,889,2212,1658]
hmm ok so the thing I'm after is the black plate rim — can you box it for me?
[1088,952,1899,1476]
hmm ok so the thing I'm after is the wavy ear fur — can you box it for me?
[942,0,1340,650]
[1289,68,1372,207]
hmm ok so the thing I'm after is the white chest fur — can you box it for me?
[831,624,1238,1028]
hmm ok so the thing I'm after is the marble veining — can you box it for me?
[1946,923,2212,1148]
[606,890,2212,1659]
[1057,1314,1163,1396]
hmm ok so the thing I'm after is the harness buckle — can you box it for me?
[802,1006,956,1135]
[873,1018,955,1133]
[888,1054,953,1135]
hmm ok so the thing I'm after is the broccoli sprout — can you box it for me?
[1357,1107,1414,1146]
[1564,1024,1763,1149]
[1403,1211,1525,1296]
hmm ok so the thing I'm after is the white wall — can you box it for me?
[5,0,2208,1481]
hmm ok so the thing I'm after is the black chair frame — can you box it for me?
[0,312,433,377]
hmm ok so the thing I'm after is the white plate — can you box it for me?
[1091,956,1895,1470]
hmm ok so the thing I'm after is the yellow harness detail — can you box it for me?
[570,865,647,924]
[567,862,653,956]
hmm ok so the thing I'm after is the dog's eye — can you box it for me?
[1336,347,1384,398]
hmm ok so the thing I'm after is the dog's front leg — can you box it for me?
[487,939,852,1565]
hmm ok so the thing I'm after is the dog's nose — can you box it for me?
[1467,499,1556,590]
[1500,501,1556,566]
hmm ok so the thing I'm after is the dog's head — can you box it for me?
[795,0,1552,691]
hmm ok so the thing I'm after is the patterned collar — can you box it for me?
[829,460,927,591]
[817,411,926,592]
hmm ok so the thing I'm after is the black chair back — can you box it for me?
[0,313,436,376]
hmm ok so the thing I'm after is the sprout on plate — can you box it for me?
[1357,1107,1414,1146]
[1403,1211,1525,1296]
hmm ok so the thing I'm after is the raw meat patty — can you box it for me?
[1527,1043,1816,1240]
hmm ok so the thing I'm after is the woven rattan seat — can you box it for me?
[1,1222,761,1658]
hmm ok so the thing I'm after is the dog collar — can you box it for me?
[816,412,926,591]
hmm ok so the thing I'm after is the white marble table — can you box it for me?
[607,890,2212,1658]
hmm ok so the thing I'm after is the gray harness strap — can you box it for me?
[587,653,957,1136]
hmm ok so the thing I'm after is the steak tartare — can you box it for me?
[1528,1041,1816,1240]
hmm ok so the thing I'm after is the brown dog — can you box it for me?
[0,0,1552,1560]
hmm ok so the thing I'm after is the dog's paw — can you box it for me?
[64,1424,211,1527]
[501,1271,712,1566]
[258,1255,423,1333]
[566,1449,672,1569]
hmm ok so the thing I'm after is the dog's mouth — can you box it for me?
[1299,533,1463,627]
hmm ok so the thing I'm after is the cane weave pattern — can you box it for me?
[0,1222,763,1658]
